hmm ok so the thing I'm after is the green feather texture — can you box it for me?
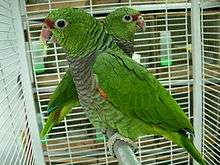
[40,70,80,139]
[105,7,140,42]
[41,7,142,139]
[41,8,206,164]
[41,9,97,139]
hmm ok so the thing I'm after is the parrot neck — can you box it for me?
[113,37,134,58]
[67,53,97,106]
[65,22,114,58]
[66,25,117,106]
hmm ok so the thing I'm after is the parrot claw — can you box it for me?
[107,132,138,157]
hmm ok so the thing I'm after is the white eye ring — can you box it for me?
[122,15,133,23]
[55,19,68,29]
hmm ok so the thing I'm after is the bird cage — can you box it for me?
[0,0,44,164]
[0,0,219,164]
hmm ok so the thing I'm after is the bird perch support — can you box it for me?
[107,130,141,165]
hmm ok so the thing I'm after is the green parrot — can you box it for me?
[40,8,206,165]
[40,7,144,139]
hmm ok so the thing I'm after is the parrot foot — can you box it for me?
[107,132,138,156]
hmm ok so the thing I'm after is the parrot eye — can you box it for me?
[122,15,132,23]
[55,19,68,29]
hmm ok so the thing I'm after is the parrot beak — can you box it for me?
[40,28,52,45]
[137,16,146,32]
[40,28,57,44]
[40,19,55,45]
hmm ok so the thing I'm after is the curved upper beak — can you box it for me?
[137,18,146,32]
[40,28,52,45]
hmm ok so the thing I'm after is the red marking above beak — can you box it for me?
[132,14,140,21]
[43,19,55,29]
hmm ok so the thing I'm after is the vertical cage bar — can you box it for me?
[185,1,191,164]
[13,0,45,164]
[200,0,205,158]
[165,0,173,163]
[191,0,203,164]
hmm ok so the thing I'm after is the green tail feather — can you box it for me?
[158,129,206,165]
[40,101,80,139]
[40,112,56,139]
[180,135,206,165]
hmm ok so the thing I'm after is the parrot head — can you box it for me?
[105,7,145,42]
[40,8,98,56]
[40,7,145,57]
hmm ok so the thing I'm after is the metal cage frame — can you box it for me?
[0,0,219,164]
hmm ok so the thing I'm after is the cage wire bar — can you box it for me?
[191,2,203,165]
[201,0,220,165]
[0,0,45,164]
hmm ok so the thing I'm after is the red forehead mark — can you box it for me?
[132,14,141,21]
[44,19,55,29]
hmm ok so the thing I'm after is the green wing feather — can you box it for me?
[40,99,79,139]
[40,70,80,139]
[47,70,79,114]
[93,49,193,134]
